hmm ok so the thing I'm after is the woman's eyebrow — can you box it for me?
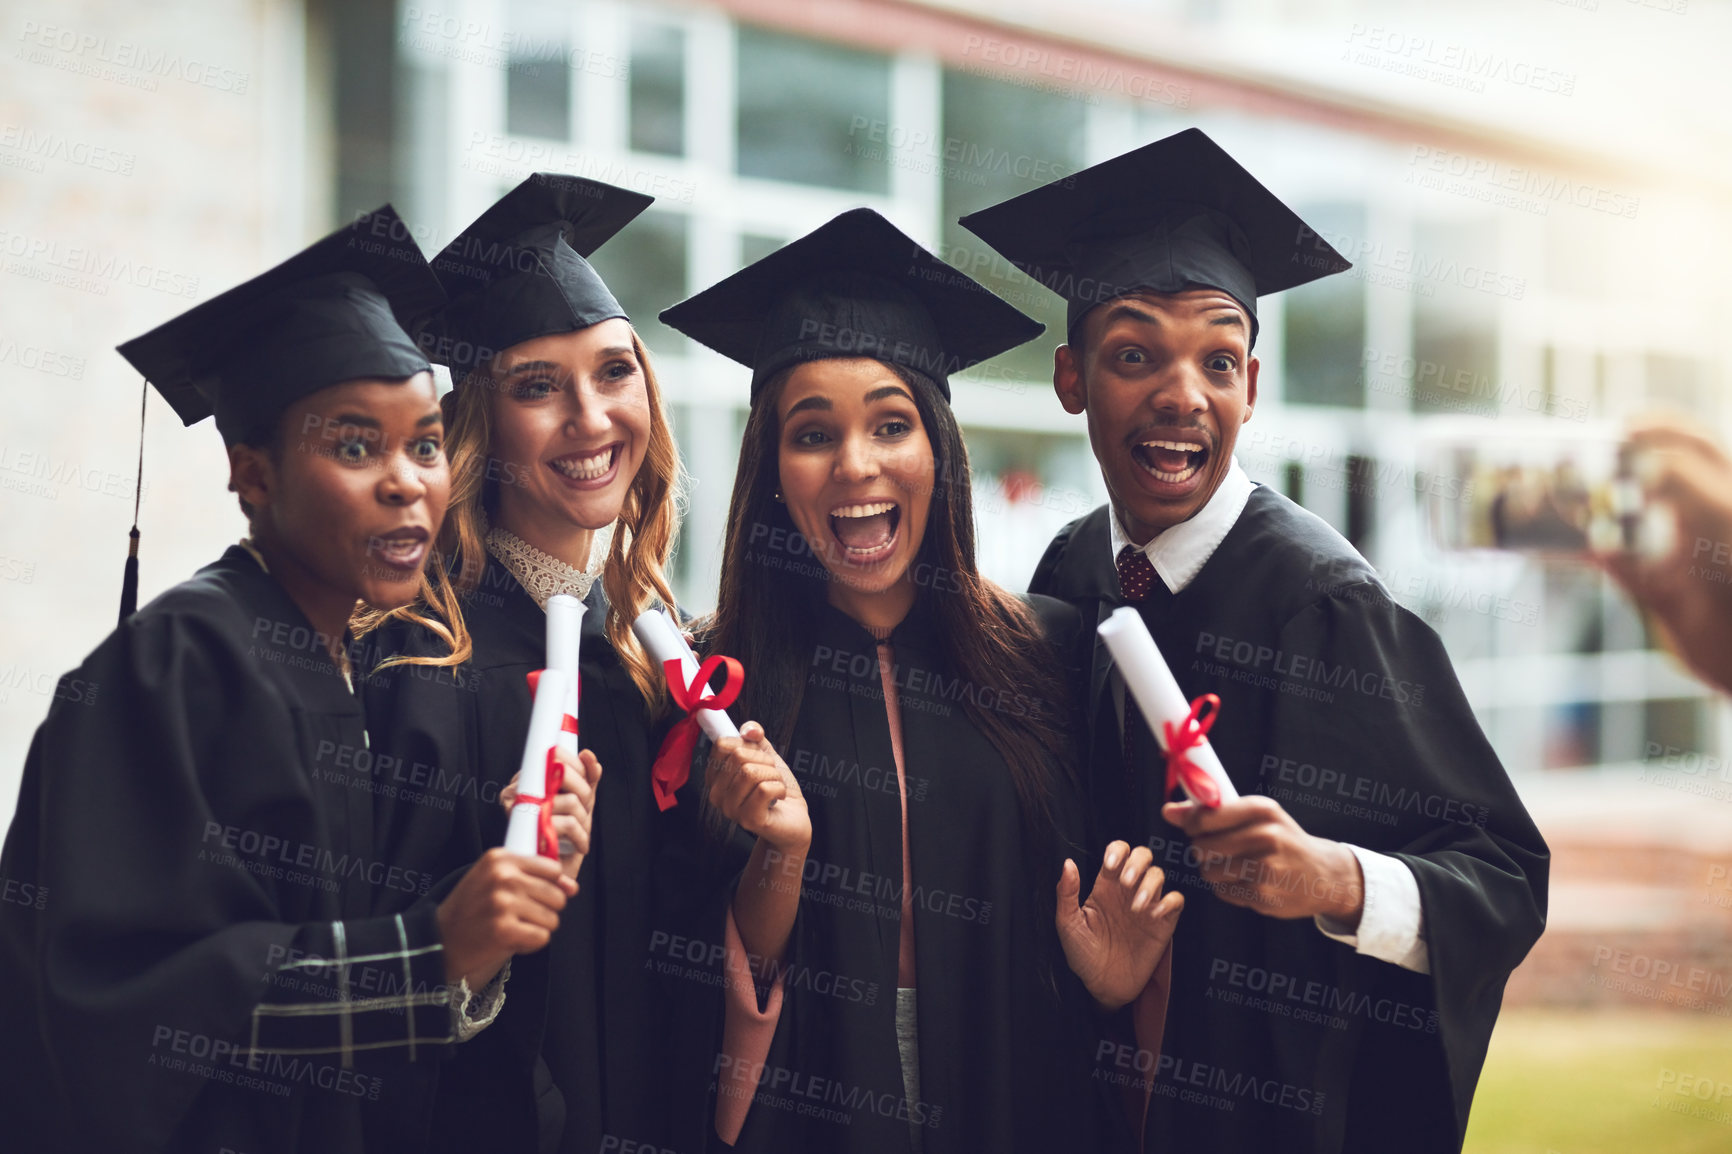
[500,359,560,377]
[785,395,833,417]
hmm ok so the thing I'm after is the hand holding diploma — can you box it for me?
[633,607,745,810]
[1099,608,1361,921]
[437,849,577,989]
[502,746,602,883]
[1162,796,1364,924]
[503,594,587,860]
[708,720,810,855]
[716,720,810,985]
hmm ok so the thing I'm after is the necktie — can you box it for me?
[1116,545,1161,604]
[1115,546,1166,809]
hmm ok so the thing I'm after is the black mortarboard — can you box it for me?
[117,204,442,446]
[957,127,1351,348]
[113,204,443,619]
[422,173,653,381]
[659,208,1043,403]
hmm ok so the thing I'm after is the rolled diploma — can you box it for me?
[504,666,571,855]
[545,594,585,757]
[1097,606,1239,803]
[631,607,740,742]
[544,594,585,854]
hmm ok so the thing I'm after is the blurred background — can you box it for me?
[2,0,1730,1147]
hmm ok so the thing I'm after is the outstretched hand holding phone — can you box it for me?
[1601,416,1732,696]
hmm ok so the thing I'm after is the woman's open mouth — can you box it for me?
[368,525,431,573]
[548,444,622,490]
[828,501,901,565]
[1130,437,1211,494]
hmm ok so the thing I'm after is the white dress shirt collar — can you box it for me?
[1107,457,1256,595]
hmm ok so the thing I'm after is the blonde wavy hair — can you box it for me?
[356,329,682,712]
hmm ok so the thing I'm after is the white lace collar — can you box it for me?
[484,521,614,610]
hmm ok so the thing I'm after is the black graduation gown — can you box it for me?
[705,597,1122,1154]
[0,547,454,1154]
[361,557,703,1154]
[1029,488,1550,1154]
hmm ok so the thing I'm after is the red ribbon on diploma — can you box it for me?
[651,654,743,812]
[1162,693,1223,809]
[517,670,580,860]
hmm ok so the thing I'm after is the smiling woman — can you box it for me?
[774,358,935,628]
[353,173,698,1154]
[660,207,1185,1154]
[481,322,654,564]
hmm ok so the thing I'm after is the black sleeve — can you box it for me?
[1271,588,1549,1145]
[7,611,453,1151]
[250,901,452,1059]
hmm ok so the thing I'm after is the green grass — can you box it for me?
[1465,1009,1732,1153]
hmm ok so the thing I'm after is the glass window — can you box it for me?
[939,70,1086,383]
[586,209,688,356]
[1411,220,1499,415]
[1284,204,1366,408]
[1645,697,1704,761]
[1545,702,1600,770]
[1646,353,1715,425]
[736,27,890,193]
[740,232,783,267]
[504,0,570,141]
[1541,563,1606,655]
[1545,211,1606,298]
[666,401,693,589]
[630,19,684,156]
[962,427,1100,592]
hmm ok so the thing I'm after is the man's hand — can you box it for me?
[708,721,811,856]
[501,747,602,882]
[1055,840,1183,1011]
[1602,417,1732,696]
[1162,797,1363,923]
[436,848,576,989]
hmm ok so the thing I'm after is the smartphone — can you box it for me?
[1419,420,1670,556]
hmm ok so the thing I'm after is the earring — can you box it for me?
[772,489,785,502]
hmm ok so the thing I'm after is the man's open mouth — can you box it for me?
[1131,438,1211,486]
[828,501,901,564]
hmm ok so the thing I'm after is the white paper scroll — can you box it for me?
[1097,606,1239,804]
[545,594,585,759]
[504,666,571,855]
[631,607,740,742]
[545,594,585,855]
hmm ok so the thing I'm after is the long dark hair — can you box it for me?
[704,359,1076,839]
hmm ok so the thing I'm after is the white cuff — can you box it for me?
[1314,846,1430,974]
[451,959,511,1041]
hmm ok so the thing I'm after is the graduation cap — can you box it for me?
[659,207,1043,403]
[957,127,1351,348]
[422,172,653,381]
[113,204,444,620]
